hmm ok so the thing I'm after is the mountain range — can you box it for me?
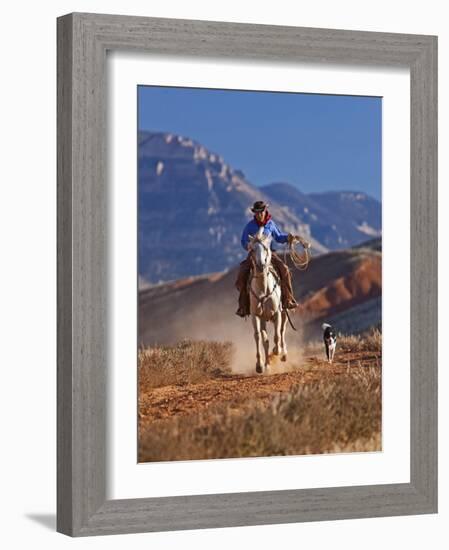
[261,182,381,250]
[139,131,381,284]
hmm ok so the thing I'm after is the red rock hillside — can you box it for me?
[138,240,382,346]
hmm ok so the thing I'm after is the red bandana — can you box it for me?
[254,211,272,227]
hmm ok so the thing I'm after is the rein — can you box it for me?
[249,274,278,308]
[248,252,279,310]
[246,233,310,333]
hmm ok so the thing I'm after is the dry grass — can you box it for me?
[139,339,233,390]
[139,364,381,462]
[337,328,382,353]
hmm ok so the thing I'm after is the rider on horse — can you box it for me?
[235,200,309,318]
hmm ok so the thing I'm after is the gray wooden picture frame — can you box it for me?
[57,12,438,537]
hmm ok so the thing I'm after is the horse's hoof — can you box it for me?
[281,354,287,362]
[256,365,263,374]
[272,348,280,356]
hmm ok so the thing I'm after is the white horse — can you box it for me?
[247,227,289,373]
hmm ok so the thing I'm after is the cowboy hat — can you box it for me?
[251,200,269,213]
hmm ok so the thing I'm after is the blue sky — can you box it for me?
[138,86,382,200]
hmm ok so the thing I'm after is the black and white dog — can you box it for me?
[322,323,337,363]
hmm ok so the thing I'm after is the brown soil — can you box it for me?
[139,348,380,426]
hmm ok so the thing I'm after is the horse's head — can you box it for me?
[248,227,272,273]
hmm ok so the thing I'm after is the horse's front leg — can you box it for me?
[272,311,282,356]
[261,319,270,370]
[252,315,264,373]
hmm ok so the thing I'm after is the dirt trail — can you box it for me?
[139,349,380,424]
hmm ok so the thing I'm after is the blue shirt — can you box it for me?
[241,218,289,251]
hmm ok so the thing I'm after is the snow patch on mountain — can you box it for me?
[356,222,381,237]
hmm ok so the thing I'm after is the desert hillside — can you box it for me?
[138,239,381,346]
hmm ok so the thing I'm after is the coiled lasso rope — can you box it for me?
[284,235,312,271]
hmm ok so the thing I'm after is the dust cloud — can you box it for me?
[165,305,306,375]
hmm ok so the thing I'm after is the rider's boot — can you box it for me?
[283,298,298,310]
[281,283,298,310]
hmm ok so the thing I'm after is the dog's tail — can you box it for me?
[321,323,332,330]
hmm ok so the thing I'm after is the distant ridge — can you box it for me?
[261,182,381,250]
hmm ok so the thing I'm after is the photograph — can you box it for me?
[137,86,383,463]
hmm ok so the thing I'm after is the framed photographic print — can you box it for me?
[57,12,437,536]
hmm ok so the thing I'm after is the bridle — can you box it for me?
[249,236,271,275]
